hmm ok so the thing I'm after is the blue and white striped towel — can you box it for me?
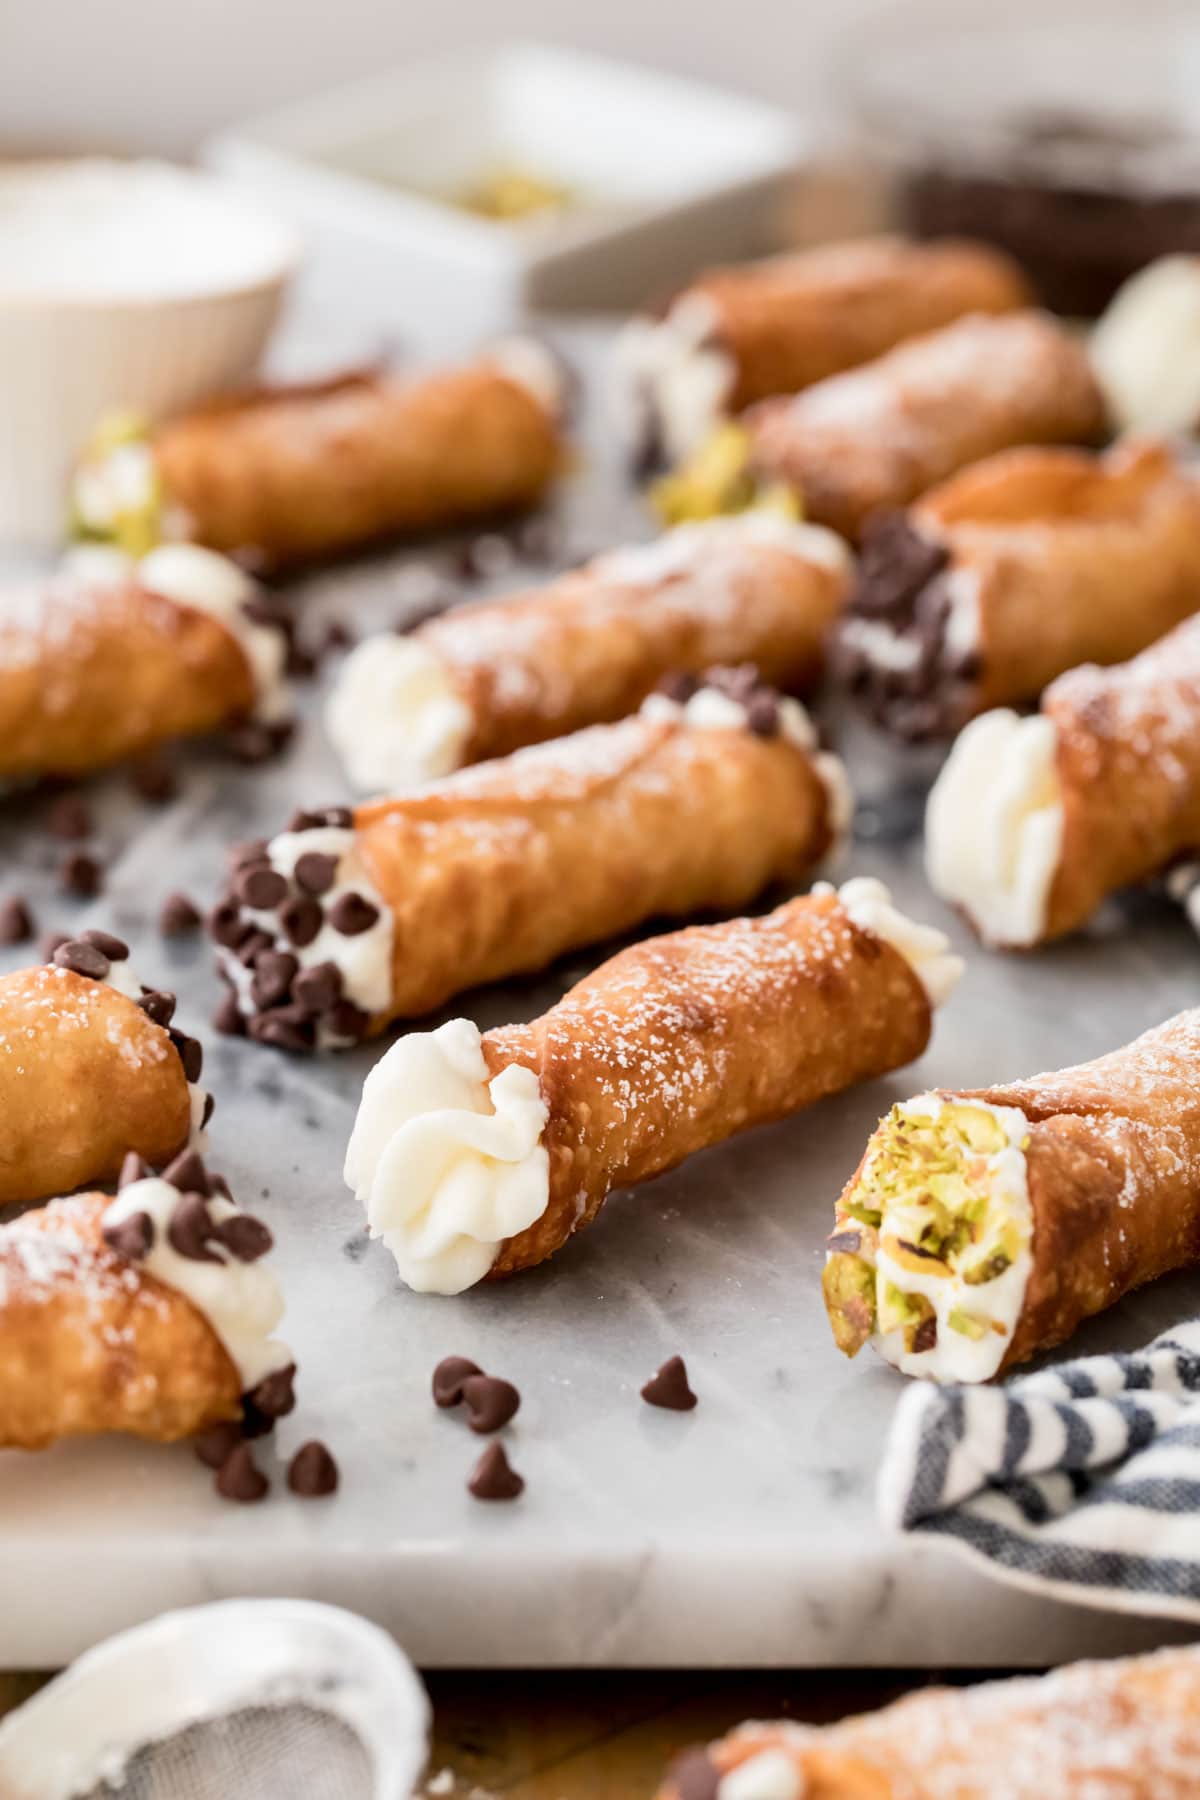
[878,1321,1200,1619]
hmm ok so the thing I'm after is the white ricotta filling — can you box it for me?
[1091,255,1200,436]
[613,292,735,465]
[324,635,473,794]
[822,876,963,1009]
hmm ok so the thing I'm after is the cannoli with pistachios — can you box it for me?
[927,609,1200,946]
[211,670,854,1049]
[0,934,209,1207]
[69,341,566,569]
[658,1642,1200,1799]
[840,437,1200,741]
[659,312,1105,544]
[345,879,961,1292]
[617,234,1031,469]
[0,543,290,782]
[0,1152,293,1452]
[823,1007,1200,1383]
[325,514,851,791]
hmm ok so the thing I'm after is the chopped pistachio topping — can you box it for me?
[650,422,802,525]
[822,1252,876,1357]
[69,412,165,558]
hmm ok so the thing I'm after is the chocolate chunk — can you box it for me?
[170,1030,204,1083]
[213,992,247,1036]
[47,793,92,841]
[159,892,201,936]
[245,1363,296,1423]
[292,961,343,1015]
[80,927,128,961]
[294,852,339,896]
[328,892,379,936]
[666,1749,720,1800]
[102,1209,154,1261]
[53,938,110,981]
[129,750,178,804]
[0,897,33,945]
[235,865,288,911]
[59,851,103,898]
[461,1375,521,1435]
[468,1442,524,1502]
[214,1212,274,1263]
[138,988,177,1028]
[247,1008,315,1053]
[280,895,322,948]
[640,1355,697,1412]
[236,928,275,968]
[744,690,780,737]
[118,1151,151,1190]
[432,1355,482,1408]
[288,1440,339,1497]
[215,1443,269,1503]
[655,671,700,703]
[41,930,70,962]
[162,1149,211,1195]
[251,949,299,1011]
[326,999,370,1043]
[167,1191,221,1263]
[194,1420,243,1470]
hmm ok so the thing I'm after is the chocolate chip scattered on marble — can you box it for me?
[129,750,178,804]
[52,938,111,981]
[59,851,103,898]
[216,1443,270,1503]
[46,793,92,841]
[666,1748,720,1800]
[243,1364,296,1431]
[461,1375,521,1435]
[159,892,201,936]
[432,1355,482,1408]
[0,897,33,945]
[288,1440,340,1497]
[193,1420,243,1470]
[641,1355,697,1412]
[468,1442,524,1502]
[101,1210,154,1262]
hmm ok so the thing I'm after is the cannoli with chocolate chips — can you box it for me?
[927,610,1200,947]
[0,935,210,1206]
[69,342,566,570]
[0,543,291,782]
[0,1152,293,1456]
[840,437,1200,741]
[345,879,961,1293]
[823,1008,1200,1383]
[325,514,851,792]
[658,1642,1200,1799]
[210,671,853,1048]
[616,234,1031,468]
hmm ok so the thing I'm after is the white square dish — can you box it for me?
[204,43,807,355]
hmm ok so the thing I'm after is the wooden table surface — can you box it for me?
[0,1667,976,1796]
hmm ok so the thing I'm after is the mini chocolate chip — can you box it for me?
[0,897,33,945]
[286,640,317,680]
[744,690,780,737]
[320,807,354,830]
[433,1355,483,1408]
[286,809,324,833]
[251,949,299,1011]
[229,838,270,870]
[247,1010,315,1053]
[229,721,293,765]
[102,1209,154,1261]
[236,928,275,968]
[213,993,247,1036]
[641,1355,697,1412]
[655,670,699,703]
[468,1442,524,1501]
[461,1375,521,1435]
[60,851,103,898]
[118,1150,151,1190]
[516,515,565,563]
[53,939,109,981]
[162,1148,210,1195]
[235,865,288,911]
[279,895,322,948]
[326,999,370,1043]
[214,1212,274,1263]
[216,1443,269,1503]
[245,1363,296,1422]
[288,1440,339,1497]
[321,620,354,653]
[170,1030,204,1083]
[294,852,339,896]
[328,892,379,936]
[129,750,178,804]
[41,930,70,962]
[292,961,343,1015]
[194,1420,243,1469]
[167,1191,221,1263]
[207,901,245,949]
[80,927,129,961]
[160,892,201,936]
[667,1748,720,1800]
[47,793,92,840]
[138,988,177,1028]
[202,1091,215,1126]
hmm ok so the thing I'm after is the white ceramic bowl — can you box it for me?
[0,158,299,547]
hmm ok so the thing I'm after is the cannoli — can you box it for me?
[657,1642,1200,1799]
[616,234,1031,469]
[345,879,961,1292]
[927,610,1200,947]
[839,437,1200,741]
[325,513,851,791]
[657,311,1106,543]
[823,1007,1200,1384]
[0,934,209,1207]
[69,341,566,569]
[0,1152,292,1451]
[0,542,290,782]
[211,670,854,1048]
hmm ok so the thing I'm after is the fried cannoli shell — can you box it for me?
[746,311,1108,541]
[152,361,562,566]
[0,576,255,781]
[482,889,933,1278]
[0,967,194,1207]
[0,1192,241,1450]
